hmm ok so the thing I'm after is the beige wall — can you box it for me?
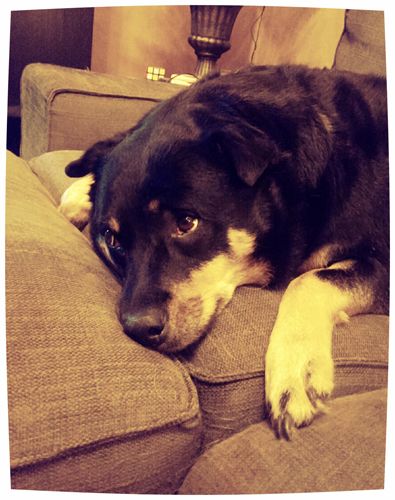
[91,6,260,78]
[92,6,194,78]
[91,6,345,79]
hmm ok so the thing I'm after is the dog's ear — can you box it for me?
[194,96,292,187]
[205,123,290,186]
[65,129,130,177]
[201,110,332,188]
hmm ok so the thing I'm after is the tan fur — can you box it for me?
[298,243,340,273]
[58,174,94,230]
[318,111,333,134]
[265,260,373,428]
[161,228,272,352]
[97,235,114,267]
[148,199,160,213]
[108,217,120,233]
[227,227,256,258]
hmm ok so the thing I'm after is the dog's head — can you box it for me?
[64,69,331,351]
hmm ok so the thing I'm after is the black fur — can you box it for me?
[65,64,389,342]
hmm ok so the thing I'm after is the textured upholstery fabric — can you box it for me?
[334,9,386,75]
[180,287,388,446]
[20,63,181,160]
[30,151,389,450]
[29,150,84,203]
[11,10,389,492]
[179,7,389,447]
[6,151,201,493]
[179,388,387,494]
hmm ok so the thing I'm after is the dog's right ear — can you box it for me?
[65,130,130,177]
[202,123,289,187]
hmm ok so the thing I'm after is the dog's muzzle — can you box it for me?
[121,307,167,349]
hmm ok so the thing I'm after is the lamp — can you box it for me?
[188,5,242,78]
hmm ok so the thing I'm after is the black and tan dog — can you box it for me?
[60,65,389,439]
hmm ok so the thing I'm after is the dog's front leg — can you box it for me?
[265,258,387,439]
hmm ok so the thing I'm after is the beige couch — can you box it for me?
[6,9,388,494]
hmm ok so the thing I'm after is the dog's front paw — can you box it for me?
[265,322,334,440]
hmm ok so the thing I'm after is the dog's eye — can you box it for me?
[104,229,126,258]
[104,228,119,248]
[174,213,199,237]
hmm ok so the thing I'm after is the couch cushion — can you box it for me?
[6,151,201,493]
[334,9,386,75]
[179,388,387,494]
[29,150,83,204]
[178,287,388,446]
[31,150,389,451]
[20,63,181,160]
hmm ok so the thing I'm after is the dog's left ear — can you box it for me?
[203,122,290,187]
[65,129,131,177]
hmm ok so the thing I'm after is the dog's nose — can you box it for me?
[121,308,166,348]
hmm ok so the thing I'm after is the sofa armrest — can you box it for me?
[20,63,181,160]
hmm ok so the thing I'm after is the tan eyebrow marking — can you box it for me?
[148,199,160,213]
[318,112,333,134]
[108,217,120,233]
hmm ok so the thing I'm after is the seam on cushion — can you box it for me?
[28,150,86,209]
[48,88,164,104]
[26,74,53,155]
[11,410,201,470]
[187,369,265,384]
[11,357,200,469]
[334,359,388,368]
[29,168,58,207]
[11,415,201,472]
[181,358,388,384]
[46,89,163,152]
[8,153,57,208]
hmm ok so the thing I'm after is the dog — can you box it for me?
[59,65,389,440]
